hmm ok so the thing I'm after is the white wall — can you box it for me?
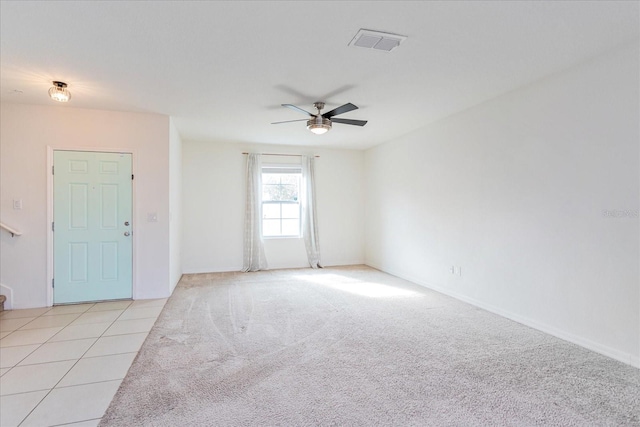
[365,43,639,367]
[0,104,174,308]
[182,141,365,273]
[169,118,183,291]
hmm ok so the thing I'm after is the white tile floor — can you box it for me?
[0,298,167,427]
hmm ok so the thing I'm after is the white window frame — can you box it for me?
[261,165,302,239]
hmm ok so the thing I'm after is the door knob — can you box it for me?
[124,231,130,236]
[124,221,130,226]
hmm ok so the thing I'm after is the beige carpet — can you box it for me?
[100,265,639,426]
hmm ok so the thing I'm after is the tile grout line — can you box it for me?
[2,303,96,342]
[7,346,146,371]
[15,379,126,427]
[1,375,132,398]
[1,343,41,372]
[51,417,102,427]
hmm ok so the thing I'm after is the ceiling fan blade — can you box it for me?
[282,104,314,116]
[331,118,368,126]
[271,118,309,125]
[322,103,358,119]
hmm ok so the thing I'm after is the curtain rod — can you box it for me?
[242,152,319,158]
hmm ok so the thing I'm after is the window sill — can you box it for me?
[263,235,302,240]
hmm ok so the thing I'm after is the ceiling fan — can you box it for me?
[272,102,367,135]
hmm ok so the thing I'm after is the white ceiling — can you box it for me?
[1,1,638,150]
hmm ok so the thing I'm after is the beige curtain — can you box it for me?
[242,153,268,272]
[301,155,321,268]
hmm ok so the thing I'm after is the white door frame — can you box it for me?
[46,146,137,306]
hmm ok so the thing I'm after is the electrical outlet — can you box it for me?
[450,266,455,274]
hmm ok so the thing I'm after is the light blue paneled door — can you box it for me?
[54,151,133,304]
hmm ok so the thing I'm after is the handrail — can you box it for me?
[0,222,22,237]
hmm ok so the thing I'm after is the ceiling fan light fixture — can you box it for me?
[48,81,71,102]
[307,117,331,135]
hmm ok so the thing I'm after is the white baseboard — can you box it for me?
[0,283,14,310]
[182,262,367,275]
[366,262,640,369]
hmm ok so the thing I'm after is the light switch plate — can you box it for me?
[13,199,22,210]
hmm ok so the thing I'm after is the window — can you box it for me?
[262,166,301,237]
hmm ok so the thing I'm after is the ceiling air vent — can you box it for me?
[348,29,407,52]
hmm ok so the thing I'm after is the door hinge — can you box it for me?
[52,278,55,288]
[132,174,134,180]
[52,222,55,231]
[52,166,54,175]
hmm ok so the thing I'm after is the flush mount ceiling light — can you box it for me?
[348,29,407,52]
[48,81,71,102]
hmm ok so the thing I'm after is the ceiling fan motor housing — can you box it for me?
[307,116,332,134]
